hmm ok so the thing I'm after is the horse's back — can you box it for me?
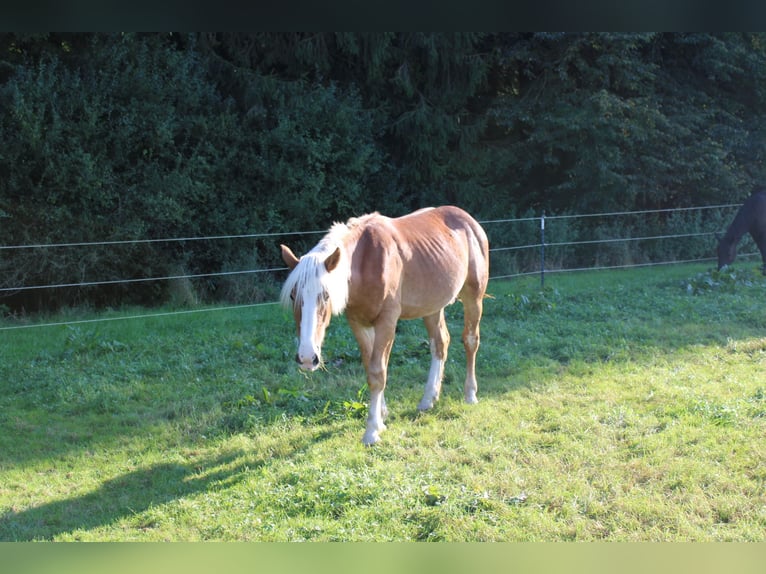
[396,205,487,247]
[390,204,485,258]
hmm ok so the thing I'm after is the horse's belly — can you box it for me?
[399,278,462,319]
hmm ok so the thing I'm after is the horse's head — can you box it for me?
[280,244,345,371]
[716,233,736,270]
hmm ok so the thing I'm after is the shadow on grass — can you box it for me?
[0,428,337,541]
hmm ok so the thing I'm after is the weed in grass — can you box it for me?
[499,286,561,318]
[683,266,765,295]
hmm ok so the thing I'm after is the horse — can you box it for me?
[717,190,766,274]
[280,205,489,445]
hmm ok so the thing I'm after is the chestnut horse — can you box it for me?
[280,206,489,445]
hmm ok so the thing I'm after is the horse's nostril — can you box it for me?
[294,354,301,365]
[312,355,320,367]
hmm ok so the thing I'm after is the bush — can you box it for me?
[0,34,383,311]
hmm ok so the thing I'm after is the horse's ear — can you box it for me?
[324,247,341,272]
[280,244,300,270]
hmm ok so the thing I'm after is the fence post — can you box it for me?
[540,211,546,289]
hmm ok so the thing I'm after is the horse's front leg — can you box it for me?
[755,237,766,275]
[361,320,396,446]
[349,320,387,421]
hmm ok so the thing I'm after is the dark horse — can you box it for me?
[717,190,766,274]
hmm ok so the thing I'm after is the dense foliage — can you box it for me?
[2,33,766,310]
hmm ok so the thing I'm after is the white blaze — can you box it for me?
[298,296,321,367]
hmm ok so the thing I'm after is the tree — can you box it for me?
[482,32,766,216]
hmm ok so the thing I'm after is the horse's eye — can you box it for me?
[322,292,330,303]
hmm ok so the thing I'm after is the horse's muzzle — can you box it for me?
[295,353,320,371]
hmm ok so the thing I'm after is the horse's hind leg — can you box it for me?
[460,290,484,405]
[418,309,450,411]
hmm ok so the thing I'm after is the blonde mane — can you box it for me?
[279,214,377,315]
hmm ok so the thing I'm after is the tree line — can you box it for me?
[1,32,764,312]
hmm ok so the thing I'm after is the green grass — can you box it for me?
[1,262,765,541]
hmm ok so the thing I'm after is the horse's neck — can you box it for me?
[723,227,745,245]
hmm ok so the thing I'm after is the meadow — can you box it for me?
[0,262,764,541]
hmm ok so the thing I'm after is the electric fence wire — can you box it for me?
[0,203,746,331]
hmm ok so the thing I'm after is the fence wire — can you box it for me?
[0,203,749,331]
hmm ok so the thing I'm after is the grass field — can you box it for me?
[1,262,765,541]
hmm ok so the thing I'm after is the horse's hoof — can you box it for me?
[464,394,478,405]
[362,431,381,446]
[417,399,434,411]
